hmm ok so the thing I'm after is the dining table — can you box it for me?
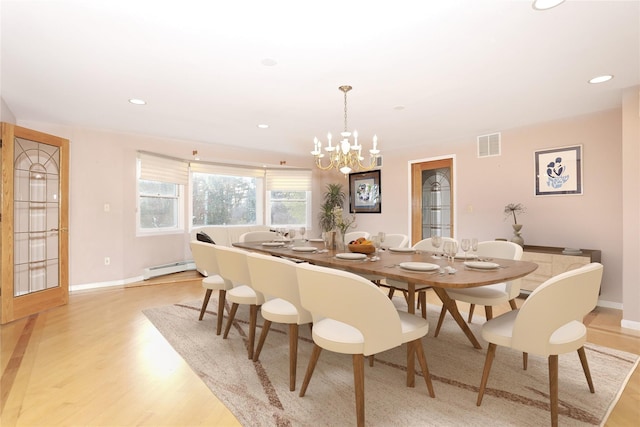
[232,240,538,352]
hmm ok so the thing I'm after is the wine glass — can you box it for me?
[378,231,386,248]
[288,228,296,246]
[461,238,471,260]
[299,226,306,242]
[443,240,458,264]
[431,235,442,257]
[321,231,331,250]
[471,238,478,255]
[371,235,381,260]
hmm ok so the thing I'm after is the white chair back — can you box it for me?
[239,230,279,242]
[413,237,457,252]
[344,231,370,242]
[190,240,220,278]
[212,245,253,288]
[476,240,523,298]
[382,233,409,248]
[512,263,603,355]
[246,252,312,325]
[296,263,403,356]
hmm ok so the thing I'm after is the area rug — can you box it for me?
[143,298,638,427]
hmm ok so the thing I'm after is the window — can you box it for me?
[191,172,259,226]
[137,152,188,234]
[266,170,312,228]
[138,180,181,229]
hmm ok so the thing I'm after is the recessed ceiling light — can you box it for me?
[257,124,269,129]
[532,0,565,11]
[128,98,146,105]
[393,105,405,111]
[261,58,278,67]
[588,75,614,84]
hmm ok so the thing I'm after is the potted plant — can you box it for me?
[318,183,346,232]
[504,203,526,246]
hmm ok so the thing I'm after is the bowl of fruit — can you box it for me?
[348,237,376,254]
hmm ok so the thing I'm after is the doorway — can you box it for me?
[410,157,454,245]
[1,123,69,324]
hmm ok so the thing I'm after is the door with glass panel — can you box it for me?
[410,158,454,245]
[1,124,69,324]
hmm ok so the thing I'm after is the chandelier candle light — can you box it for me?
[311,85,381,175]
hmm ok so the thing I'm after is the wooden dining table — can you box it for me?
[232,240,538,351]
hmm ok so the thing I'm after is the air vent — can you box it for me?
[477,133,501,157]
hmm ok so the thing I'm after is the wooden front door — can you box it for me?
[1,123,69,324]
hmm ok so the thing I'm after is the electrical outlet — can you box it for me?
[104,257,110,266]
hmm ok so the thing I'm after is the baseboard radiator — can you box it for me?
[143,260,196,280]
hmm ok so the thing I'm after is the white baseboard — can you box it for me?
[70,276,144,292]
[621,319,640,331]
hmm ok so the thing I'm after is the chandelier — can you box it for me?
[311,85,381,175]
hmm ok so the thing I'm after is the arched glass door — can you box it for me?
[1,123,69,324]
[410,158,454,245]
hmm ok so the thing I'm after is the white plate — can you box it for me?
[308,238,324,242]
[398,262,440,272]
[336,252,367,260]
[464,261,500,270]
[389,247,415,253]
[262,242,285,247]
[454,253,478,260]
[291,246,318,252]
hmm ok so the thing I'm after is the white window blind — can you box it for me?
[190,162,265,178]
[266,169,312,191]
[138,152,189,184]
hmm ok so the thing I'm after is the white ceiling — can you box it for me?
[1,0,638,158]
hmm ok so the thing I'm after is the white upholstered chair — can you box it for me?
[296,263,435,427]
[433,240,523,337]
[382,237,458,317]
[476,263,603,427]
[212,245,265,359]
[246,252,312,391]
[239,230,279,242]
[344,231,370,243]
[381,233,409,249]
[189,241,232,335]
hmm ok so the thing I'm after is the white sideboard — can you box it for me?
[520,245,602,292]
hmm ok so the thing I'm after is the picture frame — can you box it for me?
[349,170,381,213]
[534,145,583,196]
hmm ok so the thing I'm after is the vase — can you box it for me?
[335,229,346,252]
[511,224,524,247]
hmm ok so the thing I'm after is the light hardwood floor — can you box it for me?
[2,272,639,426]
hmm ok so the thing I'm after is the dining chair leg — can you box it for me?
[523,352,528,370]
[253,319,272,362]
[406,340,416,387]
[433,305,447,338]
[387,287,395,299]
[508,298,518,310]
[369,355,374,367]
[223,303,239,339]
[199,289,212,320]
[577,346,595,393]
[289,324,298,391]
[419,292,427,319]
[353,353,365,427]
[468,303,476,323]
[299,344,322,397]
[413,338,435,397]
[548,354,559,427]
[216,290,227,335]
[248,304,259,359]
[477,343,497,406]
[484,306,493,321]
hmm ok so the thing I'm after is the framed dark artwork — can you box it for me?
[534,145,583,196]
[349,170,381,213]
